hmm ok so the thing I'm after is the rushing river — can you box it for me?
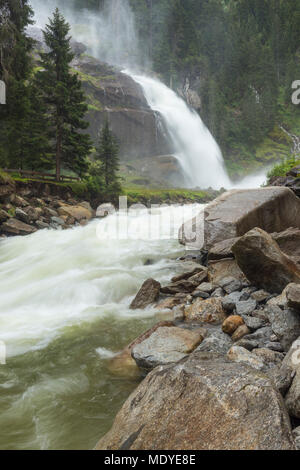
[0,204,202,450]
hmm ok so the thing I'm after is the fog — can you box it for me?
[29,0,141,69]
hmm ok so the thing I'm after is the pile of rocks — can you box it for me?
[269,165,300,198]
[97,186,300,450]
[0,174,94,237]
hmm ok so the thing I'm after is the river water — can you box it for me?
[0,204,202,450]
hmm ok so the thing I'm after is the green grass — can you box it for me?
[123,186,217,205]
[267,155,300,181]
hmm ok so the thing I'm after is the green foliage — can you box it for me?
[124,187,215,205]
[267,155,300,181]
[35,8,92,179]
[95,120,122,196]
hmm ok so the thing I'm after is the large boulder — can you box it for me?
[58,204,93,222]
[0,218,37,236]
[180,187,300,250]
[265,305,300,352]
[272,228,300,266]
[131,326,205,371]
[232,228,300,293]
[108,321,173,378]
[130,278,161,310]
[96,353,295,450]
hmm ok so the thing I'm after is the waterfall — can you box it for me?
[128,73,232,190]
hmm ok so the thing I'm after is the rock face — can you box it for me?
[71,55,171,162]
[232,228,300,293]
[131,326,205,371]
[180,187,300,250]
[130,279,161,310]
[96,353,295,450]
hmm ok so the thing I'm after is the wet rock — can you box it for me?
[222,316,244,335]
[185,298,226,325]
[227,346,265,370]
[232,228,300,293]
[131,326,205,371]
[108,322,174,378]
[232,324,251,342]
[1,218,37,235]
[266,305,300,351]
[130,279,161,310]
[96,353,296,450]
[236,299,257,316]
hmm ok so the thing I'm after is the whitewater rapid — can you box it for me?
[0,204,202,358]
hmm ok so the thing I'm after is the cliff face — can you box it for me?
[71,55,171,161]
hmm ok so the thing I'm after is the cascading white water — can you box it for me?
[0,205,201,359]
[0,205,203,449]
[129,73,232,190]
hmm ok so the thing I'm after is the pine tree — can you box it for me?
[0,0,34,168]
[36,8,91,180]
[96,120,121,194]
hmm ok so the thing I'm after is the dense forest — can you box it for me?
[1,0,300,181]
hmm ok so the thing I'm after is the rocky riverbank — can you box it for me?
[0,173,94,237]
[96,184,300,450]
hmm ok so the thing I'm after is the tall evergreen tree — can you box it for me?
[36,8,91,180]
[0,0,34,168]
[96,120,121,194]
